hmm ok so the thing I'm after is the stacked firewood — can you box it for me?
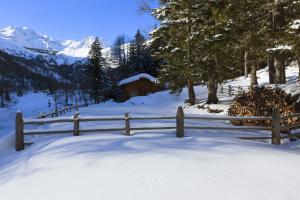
[228,86,299,127]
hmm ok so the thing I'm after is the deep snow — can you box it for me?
[0,65,300,200]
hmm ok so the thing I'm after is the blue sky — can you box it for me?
[0,0,158,45]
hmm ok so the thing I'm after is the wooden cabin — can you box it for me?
[118,73,160,100]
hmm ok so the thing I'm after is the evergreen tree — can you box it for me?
[128,30,159,77]
[151,0,239,104]
[151,0,198,104]
[60,64,73,105]
[289,20,300,81]
[112,35,129,78]
[264,0,300,84]
[228,1,269,86]
[150,0,300,105]
[85,37,106,104]
[0,75,4,108]
[128,30,146,74]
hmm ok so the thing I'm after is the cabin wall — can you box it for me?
[122,79,160,100]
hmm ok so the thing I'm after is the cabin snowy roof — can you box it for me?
[118,73,157,87]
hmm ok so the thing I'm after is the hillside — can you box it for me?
[0,26,119,94]
[0,50,62,91]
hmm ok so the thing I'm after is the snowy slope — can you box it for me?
[0,26,112,65]
[0,87,300,200]
[224,62,300,99]
[1,65,300,200]
[58,36,95,57]
[0,26,65,51]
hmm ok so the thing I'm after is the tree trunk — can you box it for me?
[250,61,258,86]
[207,78,218,104]
[274,58,280,84]
[0,76,3,108]
[244,51,248,78]
[268,53,275,84]
[274,57,285,84]
[186,2,195,106]
[188,80,196,105]
[280,62,286,84]
[65,80,69,105]
[298,58,300,82]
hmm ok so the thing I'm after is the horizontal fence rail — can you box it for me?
[15,107,300,151]
[185,116,273,121]
[38,103,91,119]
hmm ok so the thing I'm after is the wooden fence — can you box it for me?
[38,103,90,118]
[15,107,300,151]
[220,85,248,97]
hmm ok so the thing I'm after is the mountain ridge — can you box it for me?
[0,26,112,65]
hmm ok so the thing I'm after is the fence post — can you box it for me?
[272,108,281,145]
[125,112,131,136]
[238,86,242,96]
[15,111,24,151]
[228,85,232,96]
[73,112,80,136]
[176,106,184,138]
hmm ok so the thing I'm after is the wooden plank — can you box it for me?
[238,136,273,140]
[131,127,176,131]
[125,113,131,136]
[24,118,73,125]
[73,112,80,136]
[24,129,73,135]
[185,126,270,130]
[79,116,175,122]
[130,117,176,120]
[80,128,125,133]
[281,133,300,139]
[185,116,272,121]
[281,123,300,129]
[280,113,300,120]
[79,117,124,122]
[272,108,281,145]
[15,112,24,151]
[176,106,184,138]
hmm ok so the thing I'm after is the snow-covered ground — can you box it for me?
[0,92,53,153]
[1,65,300,200]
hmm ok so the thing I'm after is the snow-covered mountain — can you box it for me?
[0,26,112,65]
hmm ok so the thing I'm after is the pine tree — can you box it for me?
[151,0,198,104]
[265,0,300,84]
[85,37,106,104]
[127,30,159,77]
[151,0,240,104]
[112,35,129,79]
[112,35,126,66]
[290,20,300,81]
[60,64,73,105]
[0,75,4,108]
[128,30,146,75]
[283,2,300,82]
[150,0,300,105]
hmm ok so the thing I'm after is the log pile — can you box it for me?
[228,86,299,127]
